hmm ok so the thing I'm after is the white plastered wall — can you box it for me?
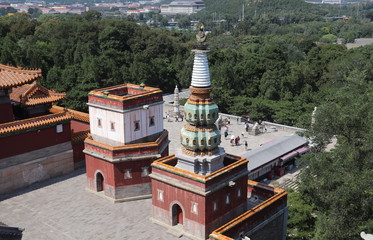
[124,102,163,143]
[89,106,125,145]
[89,101,164,146]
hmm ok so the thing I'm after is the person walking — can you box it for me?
[230,135,235,146]
[235,136,240,146]
[224,131,228,139]
[244,141,248,150]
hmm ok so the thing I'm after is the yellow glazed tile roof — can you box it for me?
[49,105,89,123]
[0,64,41,89]
[0,113,71,135]
[88,83,162,102]
[152,154,248,183]
[10,81,66,106]
[71,130,90,143]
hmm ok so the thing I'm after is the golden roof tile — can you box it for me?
[10,81,66,106]
[0,64,42,89]
[0,113,71,135]
[71,130,90,143]
[49,105,89,123]
[88,83,162,102]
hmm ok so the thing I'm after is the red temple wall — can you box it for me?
[71,120,89,132]
[205,164,247,188]
[161,146,169,157]
[0,101,14,124]
[0,123,71,159]
[72,143,85,163]
[113,159,154,187]
[85,155,115,186]
[205,175,248,223]
[152,179,207,225]
[152,167,206,189]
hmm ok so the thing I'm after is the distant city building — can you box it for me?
[161,0,205,15]
[321,0,341,4]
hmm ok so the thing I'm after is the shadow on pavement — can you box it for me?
[0,168,86,201]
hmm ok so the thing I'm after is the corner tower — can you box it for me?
[84,83,169,202]
[150,26,249,239]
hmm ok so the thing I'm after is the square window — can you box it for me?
[134,120,140,131]
[191,202,198,215]
[124,169,132,179]
[56,124,63,133]
[157,190,164,202]
[141,167,149,177]
[149,116,155,126]
[97,118,102,128]
[110,122,115,132]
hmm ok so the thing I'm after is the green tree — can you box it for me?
[287,190,316,240]
[298,72,373,240]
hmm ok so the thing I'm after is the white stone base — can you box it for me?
[175,147,226,175]
[86,181,152,202]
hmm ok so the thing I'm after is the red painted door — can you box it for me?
[177,206,183,225]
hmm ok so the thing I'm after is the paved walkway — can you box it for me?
[164,113,297,156]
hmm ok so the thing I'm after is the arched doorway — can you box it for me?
[171,203,183,226]
[96,172,104,192]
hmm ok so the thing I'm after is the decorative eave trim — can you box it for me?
[151,154,248,184]
[88,83,163,102]
[84,130,168,151]
[0,113,71,137]
[150,169,249,196]
[87,100,164,114]
[71,130,90,144]
[83,148,162,163]
[50,105,89,123]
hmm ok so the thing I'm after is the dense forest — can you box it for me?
[0,0,372,238]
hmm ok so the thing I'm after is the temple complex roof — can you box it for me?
[88,83,163,111]
[0,113,71,135]
[10,81,66,106]
[0,64,42,89]
[88,83,162,102]
[50,105,89,123]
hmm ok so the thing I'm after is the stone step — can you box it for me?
[166,225,183,238]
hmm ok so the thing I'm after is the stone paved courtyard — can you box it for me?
[164,112,297,156]
[0,169,174,240]
[0,108,298,240]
